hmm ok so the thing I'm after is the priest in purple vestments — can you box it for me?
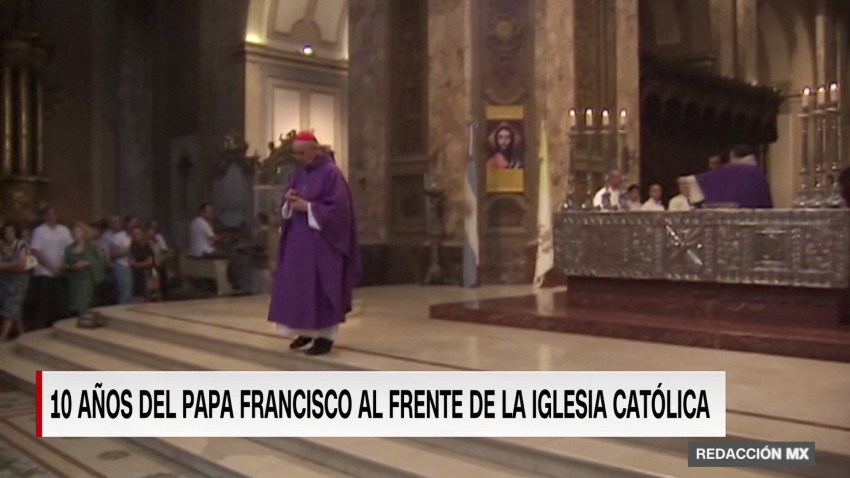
[682,144,773,209]
[268,131,361,356]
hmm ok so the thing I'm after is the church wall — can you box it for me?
[40,0,98,223]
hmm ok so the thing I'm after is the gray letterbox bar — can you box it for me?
[689,442,815,467]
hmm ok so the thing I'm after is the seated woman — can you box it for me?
[65,222,105,316]
[129,227,158,302]
[0,222,31,340]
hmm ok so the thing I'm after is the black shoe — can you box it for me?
[305,338,333,356]
[289,336,312,350]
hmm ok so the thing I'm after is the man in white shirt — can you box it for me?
[29,207,73,328]
[641,184,666,211]
[669,178,694,211]
[592,169,624,210]
[190,204,221,258]
[110,215,137,304]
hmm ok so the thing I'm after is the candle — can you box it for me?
[830,83,839,104]
[619,109,627,130]
[585,108,593,127]
[817,86,826,105]
[802,87,811,109]
[601,109,610,127]
[569,109,577,129]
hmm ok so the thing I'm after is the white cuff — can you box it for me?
[307,203,321,230]
[683,176,705,204]
[281,203,293,220]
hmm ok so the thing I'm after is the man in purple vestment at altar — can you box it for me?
[681,144,773,209]
[268,131,361,356]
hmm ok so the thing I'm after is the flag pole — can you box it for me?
[463,120,479,288]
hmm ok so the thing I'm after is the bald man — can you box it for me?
[592,169,624,210]
[267,131,362,356]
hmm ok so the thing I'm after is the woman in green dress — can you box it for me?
[64,222,105,316]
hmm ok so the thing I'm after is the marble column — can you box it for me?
[815,0,836,86]
[735,0,758,83]
[1,66,11,175]
[535,0,575,211]
[17,68,30,175]
[348,0,390,244]
[615,0,639,187]
[710,0,736,78]
[428,0,473,237]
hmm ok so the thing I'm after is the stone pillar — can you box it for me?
[735,0,758,83]
[1,66,11,175]
[428,0,474,237]
[815,0,837,86]
[710,0,736,78]
[615,0,640,187]
[535,0,575,211]
[348,0,390,244]
[17,68,30,174]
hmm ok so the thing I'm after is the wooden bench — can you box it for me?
[179,252,233,296]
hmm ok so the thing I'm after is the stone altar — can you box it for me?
[553,209,850,290]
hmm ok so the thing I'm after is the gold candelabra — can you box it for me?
[795,83,844,208]
[565,107,630,211]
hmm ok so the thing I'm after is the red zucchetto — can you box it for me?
[294,131,318,142]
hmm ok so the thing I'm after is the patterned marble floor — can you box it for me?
[0,391,202,478]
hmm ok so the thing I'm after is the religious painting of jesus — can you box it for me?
[486,121,525,170]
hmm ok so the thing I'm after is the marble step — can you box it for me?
[51,320,276,372]
[252,437,546,478]
[98,309,453,371]
[77,310,849,477]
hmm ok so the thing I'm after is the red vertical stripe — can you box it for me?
[35,370,42,437]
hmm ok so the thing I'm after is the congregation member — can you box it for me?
[641,184,666,211]
[247,212,273,294]
[109,216,137,304]
[269,131,362,356]
[29,207,73,329]
[64,222,105,316]
[146,222,169,298]
[189,203,222,258]
[592,169,624,209]
[624,185,642,211]
[129,226,158,302]
[681,144,772,208]
[0,222,30,340]
[100,216,121,251]
[669,178,694,211]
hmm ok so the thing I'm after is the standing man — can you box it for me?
[29,207,73,328]
[110,215,138,305]
[681,144,772,208]
[593,169,624,210]
[268,131,361,356]
[641,184,666,211]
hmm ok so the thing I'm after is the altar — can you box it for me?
[430,209,850,363]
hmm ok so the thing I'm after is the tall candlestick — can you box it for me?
[601,109,610,127]
[802,87,811,110]
[569,109,577,129]
[1,66,11,176]
[585,108,593,128]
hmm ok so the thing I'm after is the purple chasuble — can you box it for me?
[268,154,362,331]
[694,163,773,208]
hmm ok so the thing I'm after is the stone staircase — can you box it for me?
[1,306,846,478]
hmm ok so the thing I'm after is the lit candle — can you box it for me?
[817,86,826,105]
[830,83,839,104]
[569,109,577,129]
[585,108,593,127]
[619,109,627,130]
[802,87,811,109]
[601,109,610,127]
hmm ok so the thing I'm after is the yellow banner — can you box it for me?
[486,169,525,193]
